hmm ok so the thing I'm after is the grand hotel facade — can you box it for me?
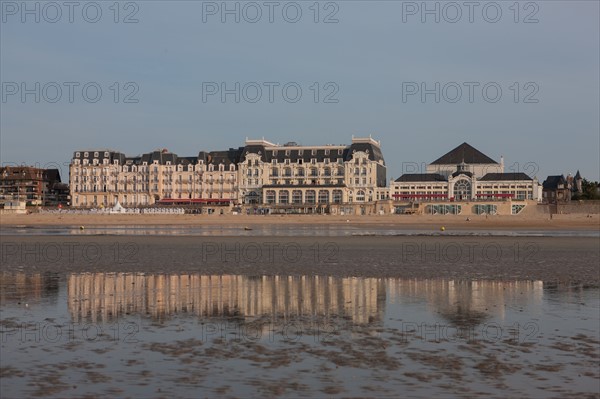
[70,139,540,215]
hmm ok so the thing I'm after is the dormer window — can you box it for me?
[311,149,316,156]
[325,149,330,155]
[104,151,109,157]
[84,152,89,157]
[299,150,304,156]
[272,150,278,156]
[166,161,171,165]
[285,150,290,156]
[76,152,81,158]
[338,149,343,155]
[94,152,99,157]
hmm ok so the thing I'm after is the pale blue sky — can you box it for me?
[1,1,599,181]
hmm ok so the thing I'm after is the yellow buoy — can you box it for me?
[440,226,445,231]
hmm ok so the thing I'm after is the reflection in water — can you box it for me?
[67,274,387,325]
[0,272,59,305]
[388,279,544,327]
[65,273,543,327]
[0,272,545,329]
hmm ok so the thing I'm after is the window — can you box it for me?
[279,190,289,204]
[305,190,316,204]
[104,151,109,157]
[333,190,343,203]
[356,190,365,202]
[292,190,302,204]
[94,152,99,157]
[272,150,278,156]
[296,168,305,177]
[76,152,80,157]
[266,190,276,204]
[453,179,471,200]
[299,150,304,156]
[311,149,316,156]
[310,168,318,177]
[325,149,330,155]
[318,190,329,203]
[84,152,89,157]
[285,150,290,156]
[338,149,343,155]
[272,168,279,177]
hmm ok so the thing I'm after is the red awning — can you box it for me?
[475,193,514,198]
[392,194,447,198]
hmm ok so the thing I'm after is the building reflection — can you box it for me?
[387,279,544,326]
[0,272,59,305]
[67,273,387,324]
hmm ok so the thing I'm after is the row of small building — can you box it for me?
[0,138,589,215]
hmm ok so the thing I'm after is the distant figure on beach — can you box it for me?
[466,217,471,222]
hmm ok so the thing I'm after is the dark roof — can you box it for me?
[430,142,498,165]
[395,173,447,182]
[240,142,385,164]
[452,171,473,178]
[542,175,567,190]
[479,173,532,181]
[575,170,582,179]
[241,145,350,164]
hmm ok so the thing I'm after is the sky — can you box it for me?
[1,0,599,183]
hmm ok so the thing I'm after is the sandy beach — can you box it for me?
[1,212,599,231]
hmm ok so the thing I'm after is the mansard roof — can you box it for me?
[542,175,567,189]
[430,142,498,165]
[479,173,532,181]
[239,140,385,164]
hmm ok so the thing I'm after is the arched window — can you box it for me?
[296,168,305,177]
[310,168,318,177]
[266,190,276,204]
[318,190,330,204]
[333,190,343,203]
[324,168,331,176]
[305,190,316,204]
[271,168,279,177]
[292,190,303,204]
[453,179,471,200]
[284,168,292,177]
[337,167,344,176]
[279,190,289,204]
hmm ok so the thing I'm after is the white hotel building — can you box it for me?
[69,136,387,213]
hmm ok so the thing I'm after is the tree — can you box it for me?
[572,179,600,200]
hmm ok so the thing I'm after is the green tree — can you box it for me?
[572,179,600,200]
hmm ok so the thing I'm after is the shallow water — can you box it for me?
[1,273,598,398]
[2,224,599,238]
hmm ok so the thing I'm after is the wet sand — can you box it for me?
[1,235,598,285]
[1,212,599,231]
